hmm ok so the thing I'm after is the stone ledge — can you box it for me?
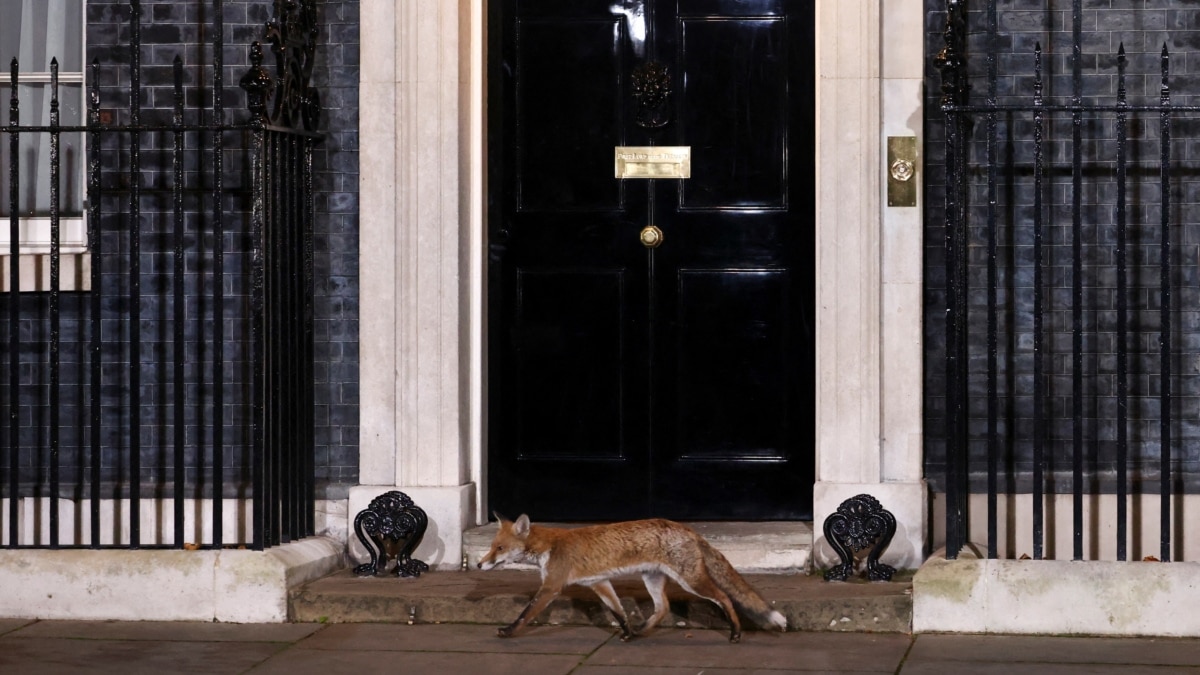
[0,536,344,623]
[914,545,1200,636]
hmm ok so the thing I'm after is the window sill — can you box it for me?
[0,254,91,292]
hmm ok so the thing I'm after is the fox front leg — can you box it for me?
[587,580,635,641]
[498,587,559,638]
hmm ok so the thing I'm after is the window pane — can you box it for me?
[0,83,85,218]
[0,83,83,126]
[0,0,84,73]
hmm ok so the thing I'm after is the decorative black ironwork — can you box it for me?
[823,494,896,582]
[934,0,1193,565]
[934,0,968,109]
[242,0,321,131]
[244,0,323,548]
[632,61,671,129]
[935,0,969,562]
[241,42,275,121]
[353,491,430,578]
[0,0,320,551]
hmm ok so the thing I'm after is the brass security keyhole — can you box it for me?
[640,225,663,248]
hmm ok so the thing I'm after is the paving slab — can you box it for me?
[294,622,614,654]
[5,620,1200,674]
[906,634,1200,667]
[9,619,322,643]
[898,663,1200,675]
[251,648,587,675]
[571,662,835,667]
[0,618,33,636]
[289,568,913,634]
[587,628,910,672]
[0,635,286,675]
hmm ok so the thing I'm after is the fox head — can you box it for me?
[477,512,532,570]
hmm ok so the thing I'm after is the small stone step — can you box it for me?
[290,522,911,634]
[463,521,813,574]
[289,568,913,634]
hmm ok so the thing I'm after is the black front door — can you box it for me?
[487,0,814,521]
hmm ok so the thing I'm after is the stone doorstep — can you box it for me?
[293,521,911,634]
[290,570,914,634]
[462,520,815,574]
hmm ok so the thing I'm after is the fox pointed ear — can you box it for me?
[513,514,531,537]
[492,510,509,523]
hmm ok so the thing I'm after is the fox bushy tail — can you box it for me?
[699,539,788,631]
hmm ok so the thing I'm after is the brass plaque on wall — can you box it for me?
[615,146,691,179]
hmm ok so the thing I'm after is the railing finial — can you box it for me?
[936,0,969,109]
[241,0,321,131]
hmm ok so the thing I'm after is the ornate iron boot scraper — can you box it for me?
[823,494,897,582]
[353,491,430,577]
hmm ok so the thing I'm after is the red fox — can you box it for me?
[476,513,788,642]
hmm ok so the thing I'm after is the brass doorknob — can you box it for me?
[640,225,663,248]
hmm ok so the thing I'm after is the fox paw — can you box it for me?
[497,626,516,638]
[728,632,742,644]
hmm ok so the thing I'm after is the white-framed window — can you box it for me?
[0,0,87,255]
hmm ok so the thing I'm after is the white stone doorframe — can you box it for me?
[356,0,929,572]
[811,1,928,571]
[354,0,485,570]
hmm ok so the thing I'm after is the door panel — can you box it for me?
[674,269,791,460]
[516,17,625,211]
[678,17,789,210]
[514,269,628,460]
[489,0,813,521]
[489,0,650,521]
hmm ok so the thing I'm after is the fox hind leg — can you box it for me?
[637,572,671,636]
[588,581,635,641]
[687,576,742,643]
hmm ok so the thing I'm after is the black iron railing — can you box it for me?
[0,0,319,550]
[936,0,1200,562]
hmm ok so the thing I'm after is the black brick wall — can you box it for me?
[308,0,359,498]
[0,1,359,501]
[924,0,1200,492]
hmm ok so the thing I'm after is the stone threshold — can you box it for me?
[463,520,814,574]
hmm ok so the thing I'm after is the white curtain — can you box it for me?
[2,0,79,216]
[20,0,70,68]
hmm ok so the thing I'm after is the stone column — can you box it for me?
[354,0,480,570]
[812,0,927,570]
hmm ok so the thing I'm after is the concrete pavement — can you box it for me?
[5,619,1200,674]
[7,565,1200,673]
